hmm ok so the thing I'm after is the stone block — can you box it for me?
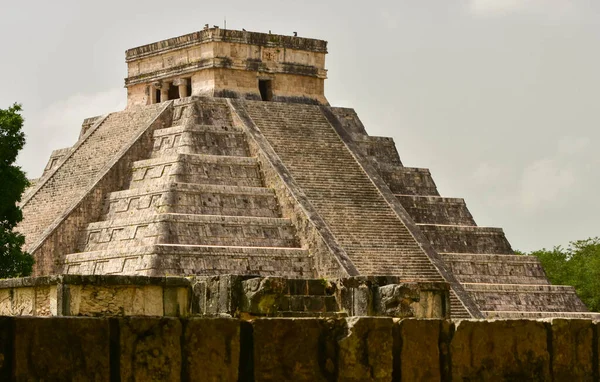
[163,286,189,317]
[183,318,240,381]
[338,278,449,319]
[70,284,164,316]
[394,319,447,381]
[338,317,394,382]
[241,277,287,315]
[34,285,56,316]
[14,317,110,380]
[193,275,249,316]
[118,317,182,381]
[450,320,551,381]
[252,318,343,381]
[550,319,594,381]
[337,278,373,316]
[0,289,11,316]
[375,284,420,317]
[13,287,34,316]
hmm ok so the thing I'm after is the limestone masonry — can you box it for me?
[1,316,599,380]
[14,28,599,321]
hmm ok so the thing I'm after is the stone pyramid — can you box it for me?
[17,28,597,319]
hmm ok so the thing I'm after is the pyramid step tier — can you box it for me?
[351,135,402,167]
[64,244,312,277]
[418,224,513,254]
[441,253,550,284]
[377,164,440,196]
[79,213,299,251]
[152,124,248,158]
[395,195,476,226]
[463,283,589,313]
[130,154,263,188]
[103,182,280,220]
[482,311,600,320]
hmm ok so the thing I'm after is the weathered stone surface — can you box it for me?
[380,165,440,196]
[550,319,594,381]
[33,285,54,316]
[3,317,600,380]
[376,284,420,317]
[163,286,189,317]
[450,319,551,381]
[467,284,589,313]
[13,287,34,316]
[442,253,550,284]
[118,317,181,381]
[70,285,164,316]
[241,277,287,315]
[183,318,240,381]
[14,317,110,381]
[394,319,446,381]
[338,317,394,381]
[395,195,475,226]
[419,224,513,255]
[337,277,450,319]
[252,318,342,381]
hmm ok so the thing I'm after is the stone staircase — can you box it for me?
[328,106,595,319]
[243,101,446,283]
[63,99,313,278]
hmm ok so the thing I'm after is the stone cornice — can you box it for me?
[126,28,328,62]
[124,58,327,86]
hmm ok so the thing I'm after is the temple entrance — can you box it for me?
[168,85,179,100]
[259,79,273,101]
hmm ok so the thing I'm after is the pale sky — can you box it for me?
[2,0,599,252]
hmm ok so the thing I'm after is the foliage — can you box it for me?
[523,238,600,312]
[0,103,34,278]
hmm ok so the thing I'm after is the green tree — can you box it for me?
[0,103,34,278]
[523,238,600,312]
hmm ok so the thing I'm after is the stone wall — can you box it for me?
[0,275,449,320]
[0,316,598,381]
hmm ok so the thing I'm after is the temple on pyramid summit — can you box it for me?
[7,27,598,320]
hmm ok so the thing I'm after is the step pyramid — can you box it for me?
[16,27,598,320]
[58,99,313,278]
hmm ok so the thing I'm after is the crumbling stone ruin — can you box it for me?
[11,28,599,321]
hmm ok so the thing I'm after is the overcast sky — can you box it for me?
[2,0,599,252]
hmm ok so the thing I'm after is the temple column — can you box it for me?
[173,78,189,98]
[149,89,156,104]
[160,82,170,102]
[150,82,161,104]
